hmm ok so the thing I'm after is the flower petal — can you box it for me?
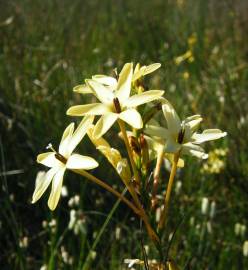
[32,167,57,204]
[192,129,227,144]
[145,125,169,140]
[67,103,110,116]
[119,109,143,129]
[48,167,66,211]
[66,154,99,170]
[59,123,75,155]
[37,152,57,168]
[87,79,114,104]
[68,115,94,153]
[116,63,133,103]
[124,90,164,107]
[93,113,118,138]
[143,63,161,75]
[92,75,117,87]
[182,143,208,159]
[184,115,202,131]
[73,84,94,94]
[132,66,146,81]
[162,103,181,135]
[165,139,181,153]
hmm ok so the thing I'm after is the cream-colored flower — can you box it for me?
[67,63,164,138]
[87,125,131,183]
[32,116,98,210]
[146,102,227,159]
[73,62,161,95]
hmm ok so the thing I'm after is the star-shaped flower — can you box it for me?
[32,116,98,210]
[67,63,164,138]
[72,62,161,95]
[145,102,227,159]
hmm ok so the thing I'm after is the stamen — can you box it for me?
[46,143,56,152]
[113,97,121,113]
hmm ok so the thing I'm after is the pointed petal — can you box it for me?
[87,79,114,104]
[132,66,146,81]
[93,113,118,138]
[59,123,75,155]
[97,146,121,168]
[92,75,117,87]
[66,154,99,170]
[145,125,169,140]
[124,90,164,107]
[184,115,202,131]
[60,123,75,145]
[162,103,181,134]
[73,84,94,94]
[143,63,161,75]
[119,109,143,129]
[67,103,110,116]
[32,167,57,203]
[193,129,227,144]
[68,116,94,153]
[48,168,66,210]
[37,152,57,168]
[182,143,208,159]
[116,63,133,102]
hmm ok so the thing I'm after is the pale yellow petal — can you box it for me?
[68,116,94,153]
[48,168,66,211]
[73,84,94,94]
[143,63,161,75]
[162,103,181,134]
[119,109,143,129]
[116,63,133,103]
[93,113,118,138]
[165,139,181,153]
[87,79,114,104]
[124,90,164,107]
[132,66,146,81]
[67,103,110,116]
[193,129,227,144]
[59,123,75,156]
[66,154,99,170]
[184,115,202,131]
[145,125,169,140]
[37,152,57,168]
[32,167,57,204]
[92,75,117,87]
[182,143,208,159]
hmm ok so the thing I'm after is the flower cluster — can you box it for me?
[32,61,227,268]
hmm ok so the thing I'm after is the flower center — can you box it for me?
[46,143,67,164]
[113,97,121,113]
[177,128,185,144]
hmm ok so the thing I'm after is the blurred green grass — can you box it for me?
[0,0,248,269]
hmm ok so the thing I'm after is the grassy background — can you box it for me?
[0,0,248,269]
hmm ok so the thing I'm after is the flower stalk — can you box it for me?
[158,152,180,230]
[72,169,140,216]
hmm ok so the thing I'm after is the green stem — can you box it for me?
[82,188,127,270]
[158,152,180,231]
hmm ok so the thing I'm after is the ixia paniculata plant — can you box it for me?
[32,62,227,269]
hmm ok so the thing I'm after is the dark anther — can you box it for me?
[113,97,121,113]
[177,128,185,144]
[55,153,67,164]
